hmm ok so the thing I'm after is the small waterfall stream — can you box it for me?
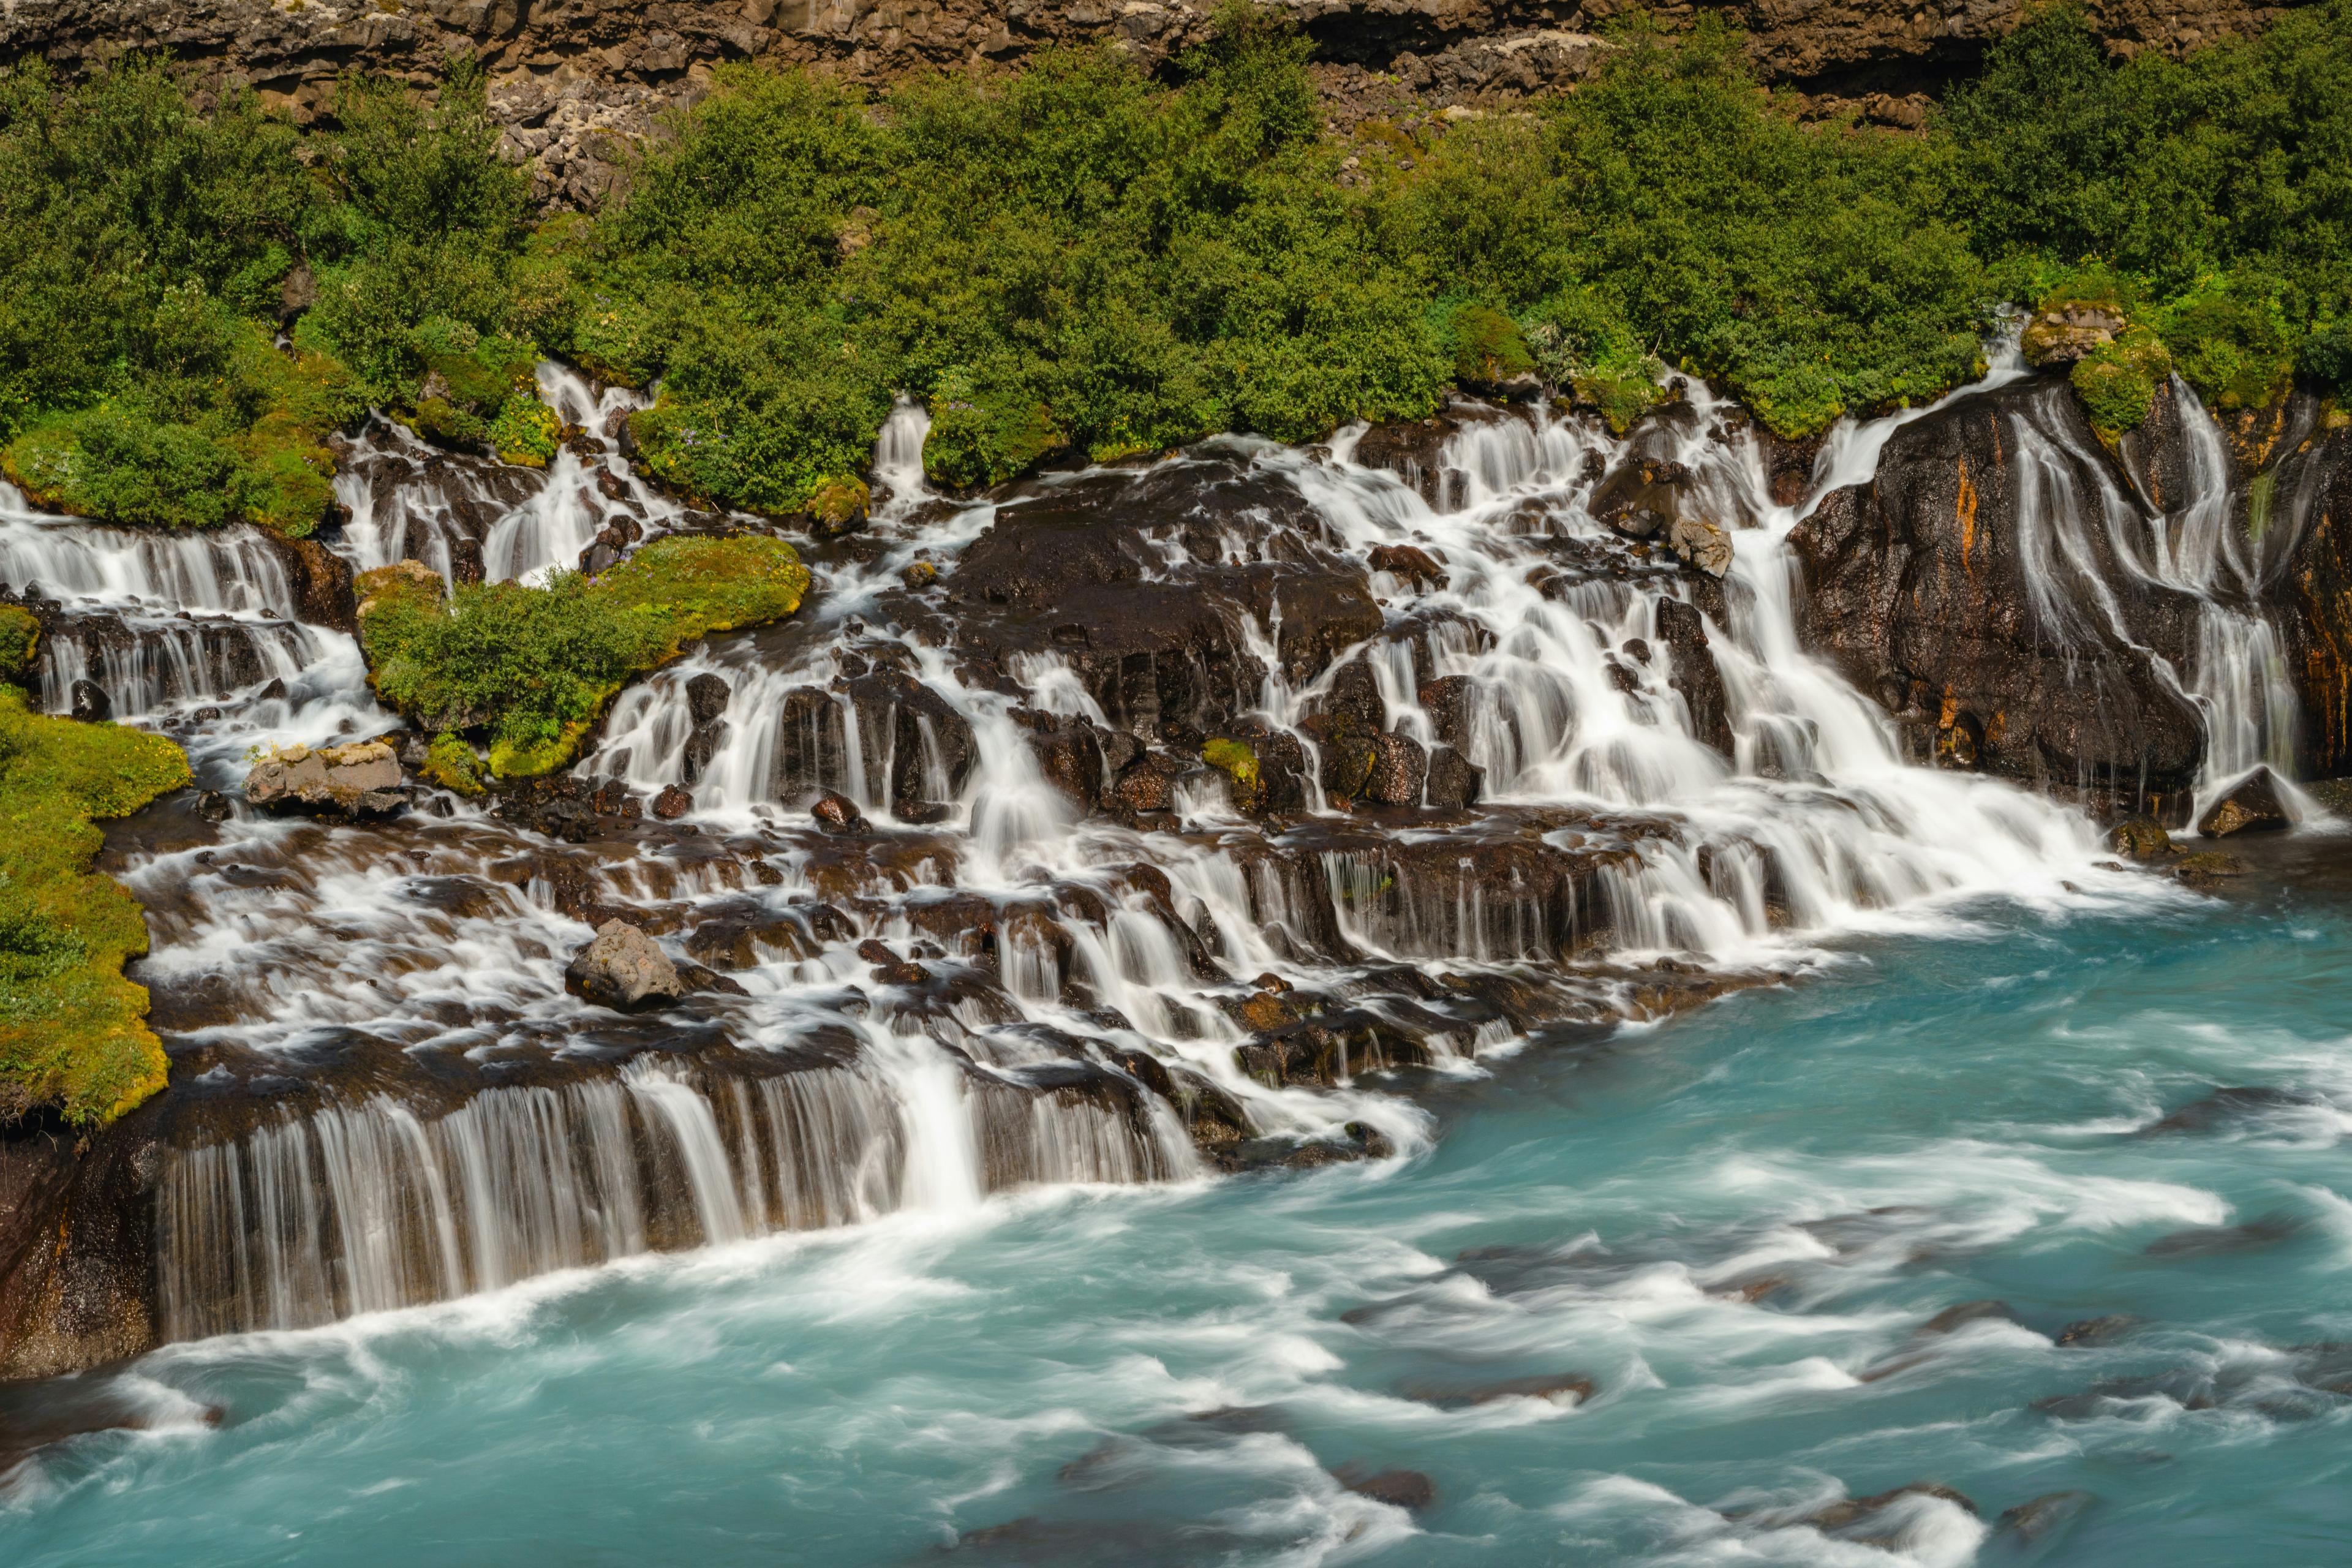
[6,353,2320,1350]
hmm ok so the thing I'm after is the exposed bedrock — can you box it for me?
[0,0,2305,207]
[1790,374,2210,821]
[2268,413,2352,780]
[946,453,1382,747]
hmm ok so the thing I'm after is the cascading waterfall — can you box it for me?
[157,1060,1192,1339]
[12,340,2322,1352]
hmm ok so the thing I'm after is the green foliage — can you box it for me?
[1946,2,2352,408]
[2153,274,2295,410]
[488,394,563,467]
[2071,326,2174,441]
[1403,18,1986,435]
[0,56,526,535]
[557,19,1448,507]
[2303,320,2352,398]
[0,687,189,1126]
[356,536,809,777]
[0,607,37,682]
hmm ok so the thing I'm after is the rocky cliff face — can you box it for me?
[0,0,2306,206]
[1790,375,2210,821]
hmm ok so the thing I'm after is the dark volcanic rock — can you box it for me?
[2196,766,2290,837]
[1656,598,1732,756]
[949,455,1381,743]
[1790,376,2206,821]
[1424,745,1484,809]
[685,672,732,726]
[1344,1469,1437,1510]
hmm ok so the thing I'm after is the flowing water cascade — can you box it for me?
[1992,377,2315,825]
[6,353,2323,1354]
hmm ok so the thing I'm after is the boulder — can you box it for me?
[685,672,731,725]
[563,919,682,1012]
[244,740,404,816]
[652,783,693,819]
[68,678,110,722]
[2022,301,2127,367]
[2196,766,2290,837]
[1344,1470,1436,1511]
[1364,730,1428,805]
[1425,745,1484,808]
[1667,514,1732,577]
[1368,543,1447,590]
[2106,815,2176,861]
[809,789,866,834]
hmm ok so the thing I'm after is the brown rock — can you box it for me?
[2022,301,2128,367]
[563,919,683,1011]
[652,783,694,819]
[244,740,404,816]
[2195,766,2290,837]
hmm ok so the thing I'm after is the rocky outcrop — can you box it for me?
[2274,418,2352,780]
[1790,374,2208,820]
[244,739,406,816]
[1,0,2302,209]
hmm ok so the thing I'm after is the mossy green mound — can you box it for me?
[0,688,190,1126]
[356,535,810,779]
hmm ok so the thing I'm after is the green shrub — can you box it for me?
[1945,3,2352,404]
[357,535,809,777]
[3,408,243,529]
[0,687,189,1126]
[489,395,563,467]
[2302,320,2352,397]
[2071,326,2174,441]
[2154,274,2296,410]
[1444,303,1536,387]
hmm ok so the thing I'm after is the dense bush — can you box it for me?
[1944,2,2352,407]
[1401,17,1985,436]
[0,57,544,533]
[7,1,2352,529]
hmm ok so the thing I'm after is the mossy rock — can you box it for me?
[1449,303,1537,391]
[0,606,39,683]
[1202,736,1264,812]
[0,688,189,1126]
[924,388,1067,490]
[358,537,809,779]
[806,476,870,535]
[421,730,486,796]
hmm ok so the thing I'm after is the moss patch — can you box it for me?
[1202,736,1263,812]
[357,535,809,778]
[0,688,189,1126]
[0,607,39,682]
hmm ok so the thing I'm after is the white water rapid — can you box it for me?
[8,351,2306,1348]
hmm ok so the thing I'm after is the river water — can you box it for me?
[7,839,2350,1565]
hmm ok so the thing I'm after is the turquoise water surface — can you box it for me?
[6,850,2351,1567]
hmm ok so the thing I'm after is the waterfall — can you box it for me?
[10,339,2320,1356]
[156,1059,1191,1340]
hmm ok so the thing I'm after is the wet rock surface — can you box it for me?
[1791,374,2209,821]
[244,740,405,817]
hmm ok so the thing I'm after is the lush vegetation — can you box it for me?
[356,535,809,777]
[0,657,190,1126]
[2,1,2349,521]
[0,58,540,533]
